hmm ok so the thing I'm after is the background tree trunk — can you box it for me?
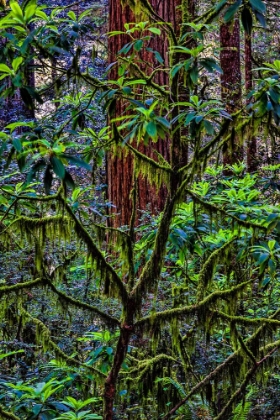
[245,33,257,172]
[107,0,181,228]
[220,18,243,166]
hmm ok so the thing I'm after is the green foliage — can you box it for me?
[0,1,279,419]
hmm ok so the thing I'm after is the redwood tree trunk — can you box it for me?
[245,33,257,172]
[107,0,180,228]
[220,18,243,166]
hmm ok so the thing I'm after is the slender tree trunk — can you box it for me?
[245,33,257,172]
[220,17,243,166]
[104,314,133,420]
[107,0,180,228]
[104,2,183,417]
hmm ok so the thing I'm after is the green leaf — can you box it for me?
[12,56,23,72]
[104,331,110,342]
[249,0,266,13]
[24,4,37,22]
[35,9,48,20]
[10,0,24,20]
[17,155,26,171]
[125,79,146,86]
[254,10,266,27]
[134,39,143,52]
[0,63,12,74]
[67,11,76,20]
[224,0,242,22]
[50,156,65,179]
[156,116,170,129]
[215,0,228,12]
[171,62,184,78]
[118,42,133,55]
[190,66,199,84]
[203,120,215,135]
[146,121,157,138]
[122,86,132,95]
[154,50,164,64]
[12,137,22,152]
[60,154,91,170]
[185,112,196,125]
[6,121,34,132]
[268,259,276,274]
[148,27,161,35]
[0,350,24,360]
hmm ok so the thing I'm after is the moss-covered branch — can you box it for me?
[4,215,67,233]
[214,346,278,420]
[162,311,280,419]
[132,193,175,303]
[58,196,128,302]
[123,354,177,380]
[126,143,172,174]
[135,279,253,328]
[177,119,232,176]
[196,236,237,302]
[22,310,106,379]
[119,58,170,97]
[0,406,20,420]
[44,275,120,326]
[186,189,267,231]
[212,310,280,328]
[0,191,60,202]
[0,278,43,296]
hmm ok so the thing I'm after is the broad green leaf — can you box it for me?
[50,156,65,179]
[134,39,143,51]
[67,11,76,20]
[6,121,34,132]
[0,63,12,74]
[35,9,48,20]
[0,350,24,360]
[24,4,37,21]
[146,121,157,138]
[10,0,24,20]
[12,56,23,72]
[60,154,91,170]
[12,137,22,152]
[254,10,266,27]
[224,0,242,22]
[125,79,147,86]
[149,27,161,35]
[203,120,215,135]
[249,0,266,13]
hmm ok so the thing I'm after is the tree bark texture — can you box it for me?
[220,18,243,165]
[107,0,181,228]
[245,34,257,172]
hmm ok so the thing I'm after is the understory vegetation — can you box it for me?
[0,0,280,419]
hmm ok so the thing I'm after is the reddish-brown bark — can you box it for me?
[220,18,243,166]
[104,324,132,420]
[245,34,257,172]
[107,1,181,228]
